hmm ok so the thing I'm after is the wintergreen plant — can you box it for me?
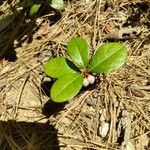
[0,0,65,32]
[44,37,127,103]
[29,0,65,17]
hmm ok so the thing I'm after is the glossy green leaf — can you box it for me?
[51,73,83,102]
[0,10,20,33]
[29,4,41,17]
[67,37,90,69]
[48,0,65,10]
[44,57,75,78]
[90,42,127,73]
[0,15,13,33]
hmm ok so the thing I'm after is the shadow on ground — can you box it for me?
[0,1,62,61]
[41,80,68,118]
[0,120,60,150]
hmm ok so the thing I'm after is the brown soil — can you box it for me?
[0,0,150,149]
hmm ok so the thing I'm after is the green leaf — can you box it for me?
[44,57,76,78]
[48,0,65,10]
[89,42,127,73]
[29,4,41,17]
[51,73,83,102]
[67,37,90,69]
[0,11,20,33]
[0,15,13,33]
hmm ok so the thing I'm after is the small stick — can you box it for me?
[14,73,30,119]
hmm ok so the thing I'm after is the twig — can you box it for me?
[14,73,30,118]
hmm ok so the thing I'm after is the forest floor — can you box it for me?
[0,0,150,149]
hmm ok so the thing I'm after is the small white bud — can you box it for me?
[87,75,95,84]
[83,78,89,87]
[99,122,109,138]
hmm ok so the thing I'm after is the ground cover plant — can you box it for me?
[44,37,127,102]
[29,0,65,17]
[0,0,65,33]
